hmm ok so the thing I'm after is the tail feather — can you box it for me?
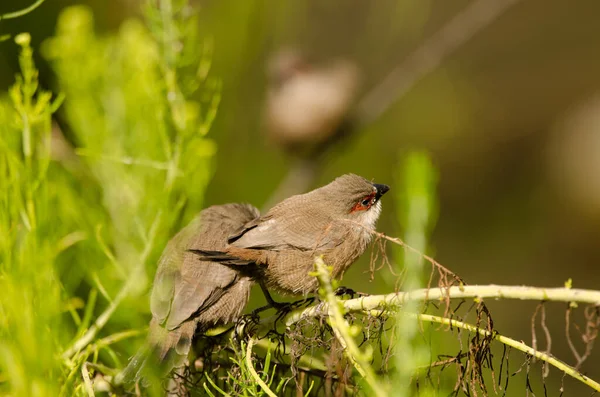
[114,319,197,386]
[114,345,151,385]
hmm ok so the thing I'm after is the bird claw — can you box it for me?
[334,286,356,298]
[271,301,291,312]
[251,298,313,321]
[250,300,289,317]
[232,313,260,340]
[334,286,369,299]
[240,311,261,325]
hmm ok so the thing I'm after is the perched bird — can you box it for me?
[264,50,360,156]
[116,203,260,384]
[192,174,389,298]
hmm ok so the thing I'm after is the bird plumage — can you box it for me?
[116,203,260,384]
[192,174,388,296]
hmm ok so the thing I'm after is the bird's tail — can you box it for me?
[114,319,197,386]
[113,344,151,386]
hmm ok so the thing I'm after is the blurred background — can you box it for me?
[1,0,599,395]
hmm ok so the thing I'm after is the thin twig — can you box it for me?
[409,312,600,392]
[0,0,46,20]
[565,306,583,364]
[62,212,162,360]
[245,339,278,397]
[81,362,95,397]
[253,337,328,373]
[74,149,176,171]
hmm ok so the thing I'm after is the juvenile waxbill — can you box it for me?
[116,203,260,384]
[192,174,389,297]
[265,50,360,155]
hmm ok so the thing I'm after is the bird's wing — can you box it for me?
[151,204,259,330]
[230,209,344,252]
[151,224,194,327]
[164,255,239,330]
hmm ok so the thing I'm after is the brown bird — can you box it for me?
[116,203,260,384]
[264,50,360,156]
[191,174,389,301]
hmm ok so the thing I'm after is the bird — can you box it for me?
[264,49,360,156]
[190,174,389,301]
[115,203,260,385]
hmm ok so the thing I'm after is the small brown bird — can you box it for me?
[192,174,389,299]
[116,203,260,384]
[265,50,360,155]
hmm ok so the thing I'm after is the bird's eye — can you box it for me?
[350,193,376,213]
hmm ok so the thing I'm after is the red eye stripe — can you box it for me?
[350,192,376,213]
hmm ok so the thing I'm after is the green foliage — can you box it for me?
[0,1,219,394]
[0,32,65,397]
[393,152,439,395]
[208,340,287,397]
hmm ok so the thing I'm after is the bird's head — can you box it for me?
[267,49,310,88]
[314,174,390,229]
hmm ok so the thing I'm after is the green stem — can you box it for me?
[0,0,46,20]
[245,339,277,397]
[253,338,328,372]
[410,312,600,392]
[80,362,95,397]
[286,285,600,326]
[62,212,162,360]
[314,257,389,397]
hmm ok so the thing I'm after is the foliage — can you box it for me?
[0,0,218,394]
[0,31,65,397]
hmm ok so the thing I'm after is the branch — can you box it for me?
[278,284,600,392]
[286,285,600,326]
[198,283,600,392]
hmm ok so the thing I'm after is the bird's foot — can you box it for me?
[271,300,292,312]
[251,301,288,317]
[232,314,260,340]
[334,286,356,298]
[292,296,316,309]
[252,298,313,319]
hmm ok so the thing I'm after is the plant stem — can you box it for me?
[286,285,600,326]
[314,257,389,397]
[245,339,277,397]
[62,212,162,360]
[81,362,95,397]
[410,312,600,392]
[253,338,328,372]
[0,0,46,20]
